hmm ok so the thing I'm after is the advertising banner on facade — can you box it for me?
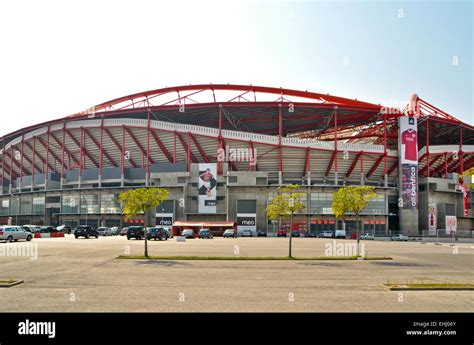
[399,116,418,209]
[456,183,469,217]
[237,213,257,231]
[445,216,457,236]
[428,203,437,235]
[155,212,174,227]
[198,163,217,213]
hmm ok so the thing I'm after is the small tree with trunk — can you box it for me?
[332,186,377,257]
[266,184,305,257]
[119,188,169,257]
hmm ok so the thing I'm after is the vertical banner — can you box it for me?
[198,163,217,213]
[456,183,469,217]
[428,203,437,235]
[399,116,418,209]
[237,213,257,232]
[445,216,457,236]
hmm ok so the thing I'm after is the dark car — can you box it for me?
[147,227,168,241]
[291,230,301,237]
[308,230,318,238]
[40,226,59,233]
[223,229,236,238]
[277,229,287,237]
[74,225,99,239]
[198,229,213,239]
[241,230,253,237]
[257,230,267,237]
[127,226,145,240]
[181,229,195,239]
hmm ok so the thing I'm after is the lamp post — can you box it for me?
[161,208,164,227]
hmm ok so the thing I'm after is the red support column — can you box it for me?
[45,126,50,184]
[383,111,388,185]
[79,127,84,175]
[187,132,191,173]
[99,119,104,180]
[334,106,338,184]
[444,152,448,177]
[61,124,65,180]
[426,119,430,177]
[360,152,364,182]
[32,137,36,189]
[20,133,24,189]
[173,130,177,164]
[146,111,151,185]
[121,126,125,177]
[217,105,223,175]
[459,126,464,174]
[278,104,283,183]
[1,141,5,191]
[9,146,14,185]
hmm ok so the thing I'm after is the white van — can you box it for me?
[335,230,346,239]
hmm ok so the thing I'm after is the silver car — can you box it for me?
[97,227,112,236]
[390,234,409,241]
[0,226,33,242]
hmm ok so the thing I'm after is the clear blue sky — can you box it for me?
[0,0,472,136]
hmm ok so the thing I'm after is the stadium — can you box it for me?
[0,84,473,237]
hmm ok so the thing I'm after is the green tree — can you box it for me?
[332,186,378,257]
[266,184,305,257]
[119,188,169,257]
[461,167,474,189]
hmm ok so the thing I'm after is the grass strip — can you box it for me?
[383,283,474,291]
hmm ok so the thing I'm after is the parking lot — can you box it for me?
[0,235,472,312]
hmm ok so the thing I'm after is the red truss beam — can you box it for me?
[124,127,155,165]
[21,141,44,173]
[176,132,197,163]
[325,151,337,177]
[366,154,385,178]
[50,132,80,167]
[189,133,210,163]
[82,127,118,167]
[35,136,65,173]
[346,152,363,178]
[6,148,28,177]
[387,160,398,175]
[63,129,99,168]
[103,128,138,168]
[150,130,173,163]
[419,154,443,176]
[446,153,472,173]
[463,156,474,171]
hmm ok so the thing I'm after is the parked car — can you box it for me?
[277,229,287,237]
[56,225,71,234]
[198,229,213,239]
[39,226,59,233]
[127,226,145,240]
[97,227,112,236]
[291,230,300,237]
[308,230,318,238]
[257,230,267,237]
[147,227,168,241]
[241,230,253,237]
[21,225,41,233]
[0,226,33,242]
[319,231,334,238]
[335,230,346,239]
[360,233,375,240]
[110,227,120,236]
[74,225,99,239]
[181,229,195,239]
[119,227,128,236]
[223,229,236,238]
[163,228,173,238]
[390,234,409,241]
